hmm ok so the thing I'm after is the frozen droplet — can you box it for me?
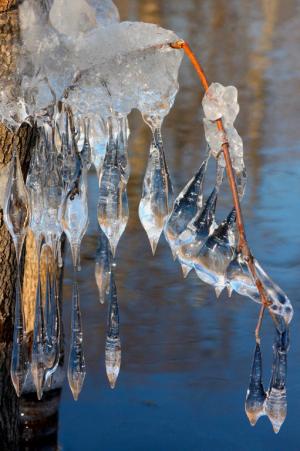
[194,208,236,295]
[68,280,86,400]
[176,187,218,272]
[245,343,266,426]
[164,159,207,258]
[97,117,129,256]
[265,327,289,433]
[59,170,89,270]
[139,119,173,254]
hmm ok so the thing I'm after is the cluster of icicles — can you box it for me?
[3,83,292,433]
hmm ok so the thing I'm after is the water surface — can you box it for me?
[59,1,300,449]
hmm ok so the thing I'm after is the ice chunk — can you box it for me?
[202,82,239,124]
[49,0,97,38]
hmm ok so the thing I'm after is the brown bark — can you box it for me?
[0,4,35,450]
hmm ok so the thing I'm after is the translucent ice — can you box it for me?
[176,187,218,276]
[105,271,121,389]
[265,328,289,433]
[68,280,86,400]
[95,226,112,304]
[194,208,236,297]
[202,83,239,124]
[97,117,129,256]
[227,254,293,324]
[245,343,266,426]
[164,159,207,259]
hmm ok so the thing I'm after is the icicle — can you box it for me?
[3,146,30,262]
[59,166,89,271]
[44,246,60,385]
[10,274,29,397]
[245,343,266,426]
[194,208,236,296]
[68,278,86,400]
[116,114,130,182]
[105,271,121,389]
[265,326,289,434]
[176,187,218,276]
[31,243,47,400]
[139,114,173,254]
[90,116,108,177]
[97,116,129,257]
[95,226,112,304]
[42,124,63,258]
[80,118,92,170]
[164,158,207,259]
[4,146,30,397]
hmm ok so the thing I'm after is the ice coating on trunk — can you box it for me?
[245,343,266,426]
[176,187,218,276]
[194,208,236,297]
[164,159,207,259]
[105,271,121,389]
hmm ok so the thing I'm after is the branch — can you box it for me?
[170,40,274,333]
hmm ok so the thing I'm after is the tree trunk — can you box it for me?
[0,3,50,449]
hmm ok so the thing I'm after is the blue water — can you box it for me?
[58,1,300,449]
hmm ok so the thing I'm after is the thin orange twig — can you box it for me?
[170,39,272,334]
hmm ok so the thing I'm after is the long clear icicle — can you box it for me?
[245,343,266,426]
[68,278,86,400]
[31,243,47,400]
[44,246,60,387]
[97,116,129,257]
[105,271,121,389]
[139,115,173,254]
[4,146,30,396]
[95,226,112,304]
[10,272,29,397]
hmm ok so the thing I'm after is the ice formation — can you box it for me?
[0,0,293,432]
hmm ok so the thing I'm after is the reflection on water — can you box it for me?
[58,1,300,450]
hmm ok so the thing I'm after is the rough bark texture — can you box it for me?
[0,3,34,449]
